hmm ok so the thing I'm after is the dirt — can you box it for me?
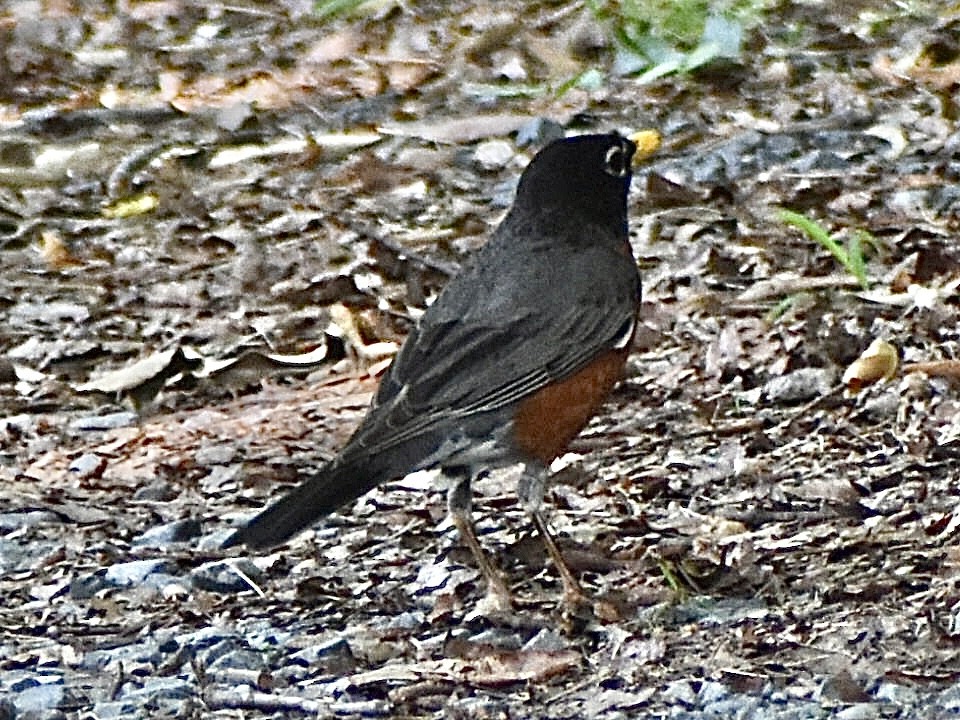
[1,1,959,718]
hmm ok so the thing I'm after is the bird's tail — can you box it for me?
[221,458,384,551]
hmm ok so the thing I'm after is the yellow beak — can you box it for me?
[628,129,662,165]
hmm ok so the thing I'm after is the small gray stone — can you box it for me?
[67,453,106,478]
[873,681,917,705]
[474,140,515,171]
[860,390,900,420]
[133,519,202,547]
[834,703,882,720]
[13,680,64,713]
[69,412,138,430]
[764,367,835,404]
[698,680,730,705]
[0,511,60,533]
[661,680,697,707]
[69,572,110,600]
[190,559,262,593]
[938,682,960,709]
[121,677,193,701]
[700,696,762,716]
[516,118,565,147]
[290,638,356,676]
[104,559,173,586]
[200,638,253,669]
[81,641,163,674]
[132,480,178,501]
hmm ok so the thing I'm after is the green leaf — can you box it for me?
[777,209,871,290]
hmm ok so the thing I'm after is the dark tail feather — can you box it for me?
[222,460,383,551]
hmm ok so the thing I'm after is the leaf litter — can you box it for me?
[1,1,960,718]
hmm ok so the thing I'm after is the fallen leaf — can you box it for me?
[40,230,81,269]
[842,339,898,394]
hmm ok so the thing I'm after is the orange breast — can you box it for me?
[511,348,629,465]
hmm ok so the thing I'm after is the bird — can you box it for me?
[224,130,660,610]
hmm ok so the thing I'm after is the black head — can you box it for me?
[512,133,637,226]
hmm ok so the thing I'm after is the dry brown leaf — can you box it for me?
[842,339,898,394]
[40,230,81,270]
[459,648,580,686]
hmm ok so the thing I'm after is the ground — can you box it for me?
[1,1,959,718]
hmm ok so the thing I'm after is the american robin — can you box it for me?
[224,131,660,609]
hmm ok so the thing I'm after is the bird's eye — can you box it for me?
[604,144,629,178]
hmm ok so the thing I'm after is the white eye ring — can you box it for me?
[604,144,629,178]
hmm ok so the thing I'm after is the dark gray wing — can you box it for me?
[340,233,639,457]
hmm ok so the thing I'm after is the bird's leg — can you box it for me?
[447,473,513,609]
[517,467,588,606]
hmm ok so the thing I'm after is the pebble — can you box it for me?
[0,511,60,533]
[11,678,64,714]
[67,452,106,478]
[661,679,697,707]
[764,367,835,403]
[834,703,882,719]
[473,140,514,171]
[132,519,203,547]
[698,680,730,704]
[68,411,138,430]
[190,559,263,593]
[104,559,174,586]
[289,638,356,676]
[515,118,564,147]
